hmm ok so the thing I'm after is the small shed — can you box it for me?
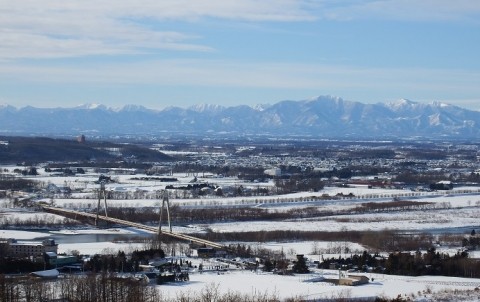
[338,274,369,286]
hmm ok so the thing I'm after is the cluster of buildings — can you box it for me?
[154,141,480,183]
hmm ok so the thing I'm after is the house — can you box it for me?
[338,270,369,286]
[430,181,453,190]
[45,183,71,196]
[264,168,281,177]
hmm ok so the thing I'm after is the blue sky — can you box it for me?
[1,0,479,110]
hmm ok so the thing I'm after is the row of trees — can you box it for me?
[350,200,447,214]
[103,197,453,227]
[201,229,435,253]
[106,205,337,225]
[0,179,37,191]
[0,247,166,275]
[0,258,45,274]
[0,273,162,302]
[319,248,480,278]
[394,170,480,185]
[274,177,324,194]
[0,274,289,302]
[0,214,80,228]
[85,248,165,273]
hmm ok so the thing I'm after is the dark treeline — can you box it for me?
[0,273,162,302]
[85,248,165,273]
[274,176,324,194]
[0,178,37,191]
[0,248,166,275]
[351,200,436,213]
[108,205,340,225]
[320,248,480,278]
[0,273,290,302]
[404,149,447,160]
[0,215,81,228]
[394,171,447,184]
[392,169,480,185]
[106,199,446,226]
[199,230,434,252]
[108,206,299,224]
[0,258,45,274]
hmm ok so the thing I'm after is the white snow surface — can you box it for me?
[0,229,50,240]
[158,268,480,301]
[58,241,145,255]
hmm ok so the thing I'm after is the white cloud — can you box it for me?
[0,0,315,60]
[1,0,478,60]
[0,3,205,60]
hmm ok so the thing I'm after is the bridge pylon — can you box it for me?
[95,181,108,226]
[158,189,172,234]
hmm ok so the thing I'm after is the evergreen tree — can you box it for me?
[292,255,309,274]
[263,259,274,272]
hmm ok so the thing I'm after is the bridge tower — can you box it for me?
[95,181,108,226]
[158,190,172,234]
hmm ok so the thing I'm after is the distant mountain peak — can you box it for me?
[117,104,150,112]
[253,103,271,111]
[430,100,451,108]
[390,98,415,105]
[384,98,421,110]
[309,95,345,103]
[188,103,225,113]
[75,103,107,110]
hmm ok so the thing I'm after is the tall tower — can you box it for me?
[95,180,108,226]
[158,190,172,234]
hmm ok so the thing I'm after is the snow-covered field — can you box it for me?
[157,268,480,301]
[206,206,480,233]
[58,241,146,255]
[3,168,480,300]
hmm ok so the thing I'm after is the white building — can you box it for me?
[264,168,281,177]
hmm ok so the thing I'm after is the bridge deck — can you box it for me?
[42,206,226,250]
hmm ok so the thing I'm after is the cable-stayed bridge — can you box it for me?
[41,187,226,250]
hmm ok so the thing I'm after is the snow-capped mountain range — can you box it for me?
[1,96,479,139]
